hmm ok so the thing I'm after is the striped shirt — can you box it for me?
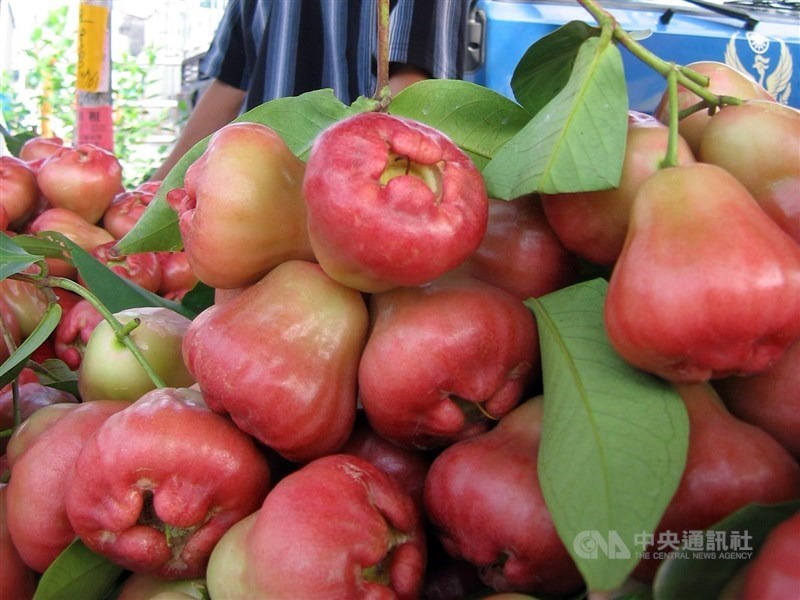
[200,0,468,111]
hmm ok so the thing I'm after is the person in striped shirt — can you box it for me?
[151,0,468,181]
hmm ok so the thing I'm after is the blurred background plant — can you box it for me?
[1,1,226,187]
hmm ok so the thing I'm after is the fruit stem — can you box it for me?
[660,67,681,169]
[577,0,742,109]
[9,272,168,389]
[373,0,392,110]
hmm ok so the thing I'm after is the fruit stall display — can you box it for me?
[1,1,799,599]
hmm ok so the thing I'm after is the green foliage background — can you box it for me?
[0,5,187,188]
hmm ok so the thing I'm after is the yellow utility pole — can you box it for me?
[76,0,113,151]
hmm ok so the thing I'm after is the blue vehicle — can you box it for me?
[465,0,800,114]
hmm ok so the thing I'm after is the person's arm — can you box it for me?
[149,80,246,182]
[388,64,430,95]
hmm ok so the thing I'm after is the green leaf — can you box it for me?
[483,36,629,198]
[33,538,124,600]
[7,232,74,264]
[179,281,215,317]
[511,21,601,117]
[526,278,688,592]
[0,302,62,388]
[117,89,362,255]
[388,79,532,171]
[241,88,362,160]
[0,126,37,157]
[66,239,195,319]
[653,499,800,600]
[35,358,80,397]
[0,232,41,280]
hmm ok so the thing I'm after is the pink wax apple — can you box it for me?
[5,400,130,573]
[358,274,540,450]
[303,111,489,293]
[424,397,584,595]
[0,155,39,230]
[101,188,155,239]
[0,484,37,600]
[36,143,123,225]
[339,411,434,509]
[64,387,271,579]
[18,135,64,163]
[0,381,78,455]
[183,260,368,463]
[206,454,427,599]
[455,195,580,300]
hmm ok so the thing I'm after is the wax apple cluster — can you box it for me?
[0,138,200,373]
[3,60,800,599]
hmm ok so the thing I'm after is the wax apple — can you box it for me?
[541,114,696,266]
[206,454,426,599]
[605,163,800,383]
[424,396,584,595]
[699,100,800,243]
[0,278,49,339]
[26,207,115,278]
[65,387,272,579]
[135,180,162,195]
[0,155,39,230]
[6,400,129,572]
[101,189,155,239]
[36,143,123,224]
[0,484,37,600]
[54,299,104,370]
[78,307,195,402]
[359,274,539,449]
[178,121,315,289]
[455,195,580,300]
[183,260,368,462]
[422,538,485,600]
[18,135,64,163]
[653,61,774,155]
[0,296,21,362]
[739,511,800,599]
[303,111,488,293]
[5,403,78,468]
[714,339,800,460]
[633,383,800,581]
[115,572,207,600]
[81,241,162,292]
[157,251,198,300]
[0,381,78,454]
[340,411,433,509]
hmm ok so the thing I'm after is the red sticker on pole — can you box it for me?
[77,105,114,152]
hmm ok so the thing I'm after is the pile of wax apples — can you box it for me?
[1,60,800,599]
[0,136,200,372]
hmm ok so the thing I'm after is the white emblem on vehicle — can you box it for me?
[725,32,793,104]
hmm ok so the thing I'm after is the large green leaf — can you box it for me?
[116,89,363,255]
[388,79,531,170]
[0,232,41,280]
[653,500,800,600]
[33,539,124,600]
[66,239,194,318]
[0,301,62,387]
[483,36,628,198]
[511,20,601,117]
[6,232,74,266]
[526,278,688,592]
